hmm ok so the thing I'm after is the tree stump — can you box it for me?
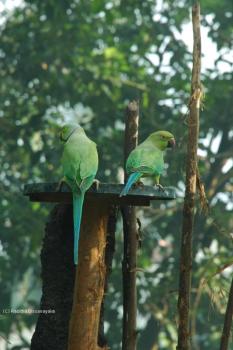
[31,204,75,350]
[68,201,109,350]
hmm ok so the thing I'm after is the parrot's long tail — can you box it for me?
[120,172,142,197]
[73,191,85,265]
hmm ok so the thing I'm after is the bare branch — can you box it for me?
[177,2,201,349]
[122,101,139,350]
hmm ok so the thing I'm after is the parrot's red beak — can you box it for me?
[167,138,176,148]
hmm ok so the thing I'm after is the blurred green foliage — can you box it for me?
[0,0,232,349]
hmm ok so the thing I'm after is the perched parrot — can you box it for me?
[60,123,98,265]
[120,130,175,197]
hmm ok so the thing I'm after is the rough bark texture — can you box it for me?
[122,101,139,350]
[219,276,233,350]
[98,205,118,348]
[68,201,109,350]
[31,204,75,350]
[177,2,201,350]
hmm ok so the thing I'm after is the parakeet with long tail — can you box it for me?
[60,123,98,265]
[120,131,175,197]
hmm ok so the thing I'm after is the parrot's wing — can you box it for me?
[79,140,98,192]
[79,175,96,193]
[62,134,98,192]
[61,150,79,191]
[79,142,98,187]
[126,145,164,175]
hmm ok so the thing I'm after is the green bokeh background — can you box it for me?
[0,1,232,349]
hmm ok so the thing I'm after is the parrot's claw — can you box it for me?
[92,179,100,191]
[155,184,165,192]
[133,181,144,189]
[56,179,65,192]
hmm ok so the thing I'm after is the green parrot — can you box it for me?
[120,130,175,196]
[60,123,98,265]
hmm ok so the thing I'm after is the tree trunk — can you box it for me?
[177,2,202,349]
[68,201,109,350]
[31,204,75,350]
[98,205,118,348]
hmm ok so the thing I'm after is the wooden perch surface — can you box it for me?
[23,182,176,206]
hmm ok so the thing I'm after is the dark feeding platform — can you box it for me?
[24,181,176,350]
[23,182,176,206]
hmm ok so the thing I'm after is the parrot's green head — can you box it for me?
[148,130,175,151]
[59,123,83,142]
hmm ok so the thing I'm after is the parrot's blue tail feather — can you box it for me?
[73,192,85,265]
[120,172,142,197]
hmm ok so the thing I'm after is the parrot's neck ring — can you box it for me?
[62,127,81,142]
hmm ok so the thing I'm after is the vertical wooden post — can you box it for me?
[177,2,201,350]
[98,205,118,347]
[68,201,109,350]
[122,101,139,350]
